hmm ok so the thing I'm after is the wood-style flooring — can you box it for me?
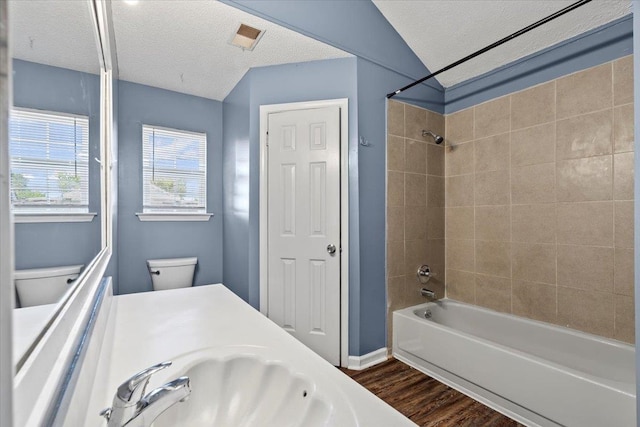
[340,358,523,427]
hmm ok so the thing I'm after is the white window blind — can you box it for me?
[142,125,207,213]
[9,108,89,213]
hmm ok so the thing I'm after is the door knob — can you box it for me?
[327,244,337,255]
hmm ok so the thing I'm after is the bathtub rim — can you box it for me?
[394,299,635,396]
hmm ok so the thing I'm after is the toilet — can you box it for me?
[147,257,197,291]
[14,264,84,308]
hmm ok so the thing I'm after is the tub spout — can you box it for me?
[421,288,437,299]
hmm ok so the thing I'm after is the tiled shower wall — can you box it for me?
[444,56,635,343]
[386,101,445,347]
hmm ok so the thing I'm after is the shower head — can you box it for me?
[422,130,444,144]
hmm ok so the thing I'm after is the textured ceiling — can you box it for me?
[373,0,632,87]
[9,0,101,75]
[111,0,351,101]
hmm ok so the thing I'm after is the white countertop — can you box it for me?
[13,303,56,363]
[89,284,415,426]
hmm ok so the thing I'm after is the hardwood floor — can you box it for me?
[340,358,523,427]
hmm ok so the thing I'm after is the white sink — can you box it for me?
[151,349,350,427]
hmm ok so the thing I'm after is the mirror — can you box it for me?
[9,0,103,364]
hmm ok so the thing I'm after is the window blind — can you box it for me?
[9,108,89,213]
[142,125,207,213]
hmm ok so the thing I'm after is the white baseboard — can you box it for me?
[347,348,388,370]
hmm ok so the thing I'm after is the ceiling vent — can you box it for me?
[230,23,264,51]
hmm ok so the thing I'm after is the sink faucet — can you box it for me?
[100,361,191,427]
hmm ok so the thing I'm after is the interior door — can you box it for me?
[267,106,341,365]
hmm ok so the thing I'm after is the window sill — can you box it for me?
[14,212,97,224]
[136,212,214,222]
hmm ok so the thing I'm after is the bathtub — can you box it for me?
[392,299,636,427]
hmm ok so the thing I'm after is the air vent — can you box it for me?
[230,23,264,51]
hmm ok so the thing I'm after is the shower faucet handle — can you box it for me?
[417,265,431,284]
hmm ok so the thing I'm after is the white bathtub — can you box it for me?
[393,299,636,427]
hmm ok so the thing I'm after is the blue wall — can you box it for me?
[222,71,251,301]
[222,0,443,113]
[445,15,633,113]
[12,60,101,270]
[116,81,223,294]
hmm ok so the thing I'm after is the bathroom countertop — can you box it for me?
[13,303,57,363]
[89,284,416,426]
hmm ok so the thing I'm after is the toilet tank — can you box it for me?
[14,264,84,308]
[147,257,197,291]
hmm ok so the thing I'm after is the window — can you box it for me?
[142,125,207,213]
[9,108,89,213]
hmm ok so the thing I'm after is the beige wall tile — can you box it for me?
[387,239,405,278]
[613,55,634,106]
[511,163,555,204]
[475,205,510,242]
[446,269,475,303]
[446,174,474,207]
[476,240,511,278]
[557,244,614,292]
[556,109,613,160]
[556,155,612,202]
[426,207,444,239]
[475,96,510,138]
[387,135,405,171]
[614,248,634,297]
[615,201,634,249]
[511,204,556,244]
[557,202,613,246]
[426,110,445,140]
[557,286,614,338]
[427,144,445,176]
[614,152,634,200]
[511,81,555,130]
[512,243,556,285]
[475,274,511,313]
[474,133,510,173]
[405,104,428,141]
[405,140,427,174]
[427,238,446,268]
[388,171,405,207]
[405,275,427,306]
[512,280,557,323]
[445,108,474,145]
[387,206,404,242]
[426,239,446,292]
[387,100,404,137]
[445,207,474,240]
[445,142,474,176]
[556,63,612,119]
[387,274,407,349]
[511,123,556,167]
[614,104,634,153]
[405,173,426,207]
[427,175,445,207]
[387,275,407,307]
[405,239,428,278]
[615,294,635,343]
[475,169,510,205]
[405,207,427,241]
[446,238,475,272]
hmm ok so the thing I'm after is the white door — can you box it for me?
[267,106,341,365]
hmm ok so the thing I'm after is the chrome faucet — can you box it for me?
[100,361,191,427]
[421,288,437,299]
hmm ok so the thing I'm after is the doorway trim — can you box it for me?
[259,98,349,367]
